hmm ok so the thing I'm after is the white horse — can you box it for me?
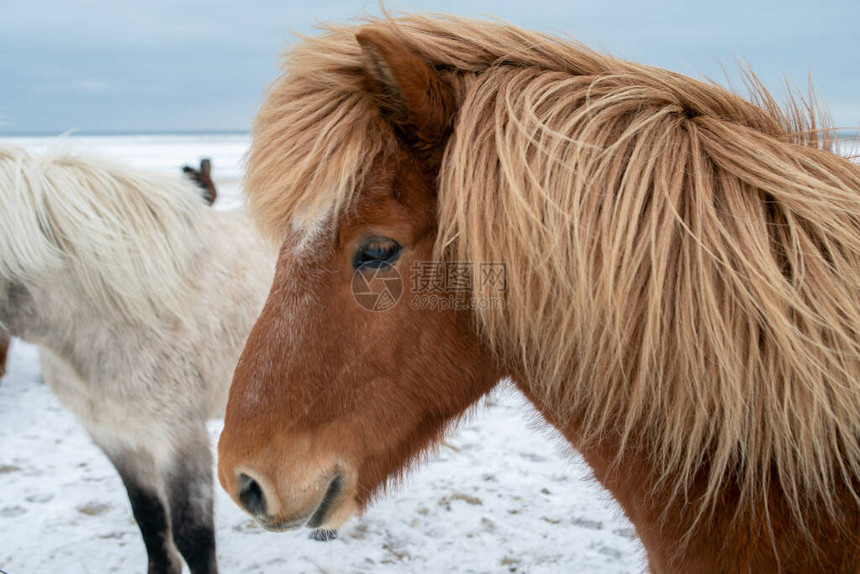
[0,143,275,574]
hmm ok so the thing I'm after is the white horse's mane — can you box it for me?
[0,143,208,324]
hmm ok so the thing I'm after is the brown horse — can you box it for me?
[218,15,860,572]
[0,332,9,378]
[182,158,218,205]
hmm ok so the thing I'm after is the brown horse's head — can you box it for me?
[217,31,503,532]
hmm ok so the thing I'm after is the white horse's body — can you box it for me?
[0,144,275,574]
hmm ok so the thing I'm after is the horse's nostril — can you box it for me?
[238,472,267,517]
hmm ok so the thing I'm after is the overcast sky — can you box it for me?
[1,0,857,134]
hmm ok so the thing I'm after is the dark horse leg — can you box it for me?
[164,425,218,574]
[103,447,184,574]
[42,348,218,573]
[101,424,218,574]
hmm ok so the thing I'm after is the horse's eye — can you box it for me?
[353,238,402,269]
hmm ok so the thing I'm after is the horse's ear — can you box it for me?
[356,30,455,155]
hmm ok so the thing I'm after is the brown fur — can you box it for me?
[182,158,217,205]
[220,14,860,572]
[0,332,9,378]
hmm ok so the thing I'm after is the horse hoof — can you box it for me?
[310,529,337,542]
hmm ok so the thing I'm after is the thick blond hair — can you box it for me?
[0,144,207,324]
[245,14,860,526]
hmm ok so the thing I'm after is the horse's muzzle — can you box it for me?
[223,464,350,533]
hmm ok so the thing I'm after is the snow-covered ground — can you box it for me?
[0,135,644,573]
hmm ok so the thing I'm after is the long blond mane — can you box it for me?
[246,14,860,524]
[0,143,208,325]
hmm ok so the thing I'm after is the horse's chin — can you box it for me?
[256,515,307,532]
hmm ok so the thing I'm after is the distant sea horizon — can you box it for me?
[0,129,250,138]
